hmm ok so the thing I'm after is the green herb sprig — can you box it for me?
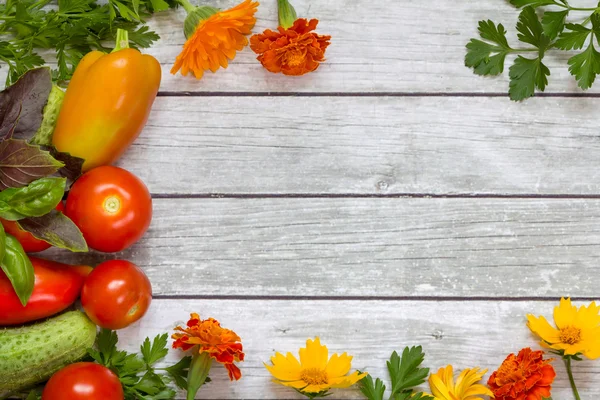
[466,0,600,100]
[89,329,194,400]
[0,0,177,85]
[359,346,434,400]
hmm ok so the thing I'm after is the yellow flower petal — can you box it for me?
[299,337,329,370]
[329,371,368,388]
[429,365,490,400]
[429,373,453,400]
[554,297,577,328]
[325,352,353,378]
[527,314,561,343]
[264,352,302,381]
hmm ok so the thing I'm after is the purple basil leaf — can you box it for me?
[17,210,88,252]
[0,139,64,190]
[0,68,52,141]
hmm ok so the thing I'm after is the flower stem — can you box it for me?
[186,351,213,400]
[111,28,129,53]
[565,357,581,400]
[178,0,196,14]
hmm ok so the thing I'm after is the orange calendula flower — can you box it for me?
[250,18,331,76]
[487,348,555,400]
[171,0,259,79]
[172,313,244,380]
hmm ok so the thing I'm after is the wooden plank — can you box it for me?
[3,1,600,93]
[118,299,600,398]
[47,197,600,298]
[116,96,600,195]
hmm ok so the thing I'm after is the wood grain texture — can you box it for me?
[45,197,600,297]
[118,299,600,399]
[3,0,600,93]
[116,96,600,195]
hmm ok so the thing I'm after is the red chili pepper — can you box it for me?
[0,257,91,325]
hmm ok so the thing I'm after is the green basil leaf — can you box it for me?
[1,234,35,306]
[0,139,64,190]
[0,223,5,262]
[18,210,88,252]
[0,177,65,220]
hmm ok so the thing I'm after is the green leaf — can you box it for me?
[165,356,192,390]
[0,139,64,191]
[387,346,430,397]
[17,210,88,252]
[396,393,434,400]
[358,375,385,400]
[465,20,511,76]
[0,67,52,140]
[91,328,119,365]
[509,0,557,7]
[277,0,297,30]
[516,6,551,51]
[0,177,65,220]
[567,41,600,89]
[1,234,34,306]
[0,224,5,263]
[141,333,169,367]
[542,10,568,39]
[149,0,170,11]
[555,24,592,50]
[43,147,84,187]
[509,56,550,100]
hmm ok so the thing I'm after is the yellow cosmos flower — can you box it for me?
[428,365,492,400]
[527,298,600,359]
[265,337,367,396]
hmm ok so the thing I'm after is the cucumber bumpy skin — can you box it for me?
[0,311,97,398]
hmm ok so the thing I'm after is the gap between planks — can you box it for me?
[156,91,600,98]
[150,193,600,199]
[153,295,600,302]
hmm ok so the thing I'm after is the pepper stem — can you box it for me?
[277,0,297,29]
[178,0,197,14]
[565,356,581,400]
[186,350,212,400]
[111,29,130,53]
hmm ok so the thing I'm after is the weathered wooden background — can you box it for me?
[8,0,600,398]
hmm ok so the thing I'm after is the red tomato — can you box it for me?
[65,166,152,253]
[81,260,152,329]
[0,202,65,252]
[42,362,124,400]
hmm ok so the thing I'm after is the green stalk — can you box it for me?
[277,0,297,29]
[565,357,581,400]
[111,28,129,53]
[186,351,212,400]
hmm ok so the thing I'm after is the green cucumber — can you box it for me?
[0,311,97,398]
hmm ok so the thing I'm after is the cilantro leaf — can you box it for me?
[387,347,430,397]
[542,10,568,39]
[141,333,169,367]
[465,20,512,76]
[509,0,559,7]
[567,41,600,89]
[359,375,385,400]
[509,56,550,100]
[555,24,592,50]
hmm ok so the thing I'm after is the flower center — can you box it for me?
[559,325,582,345]
[494,358,526,385]
[300,368,328,385]
[286,49,305,66]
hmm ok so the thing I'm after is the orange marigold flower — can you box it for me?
[171,0,259,79]
[487,348,556,400]
[250,18,331,76]
[172,313,244,380]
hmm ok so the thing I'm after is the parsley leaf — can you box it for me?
[165,356,192,390]
[359,375,385,400]
[141,333,169,367]
[509,55,550,100]
[564,15,600,90]
[516,6,551,51]
[387,347,430,397]
[555,24,592,50]
[465,20,512,76]
[541,10,568,40]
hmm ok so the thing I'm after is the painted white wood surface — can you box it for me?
[45,197,600,298]
[117,96,600,195]
[3,0,600,93]
[117,299,600,399]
